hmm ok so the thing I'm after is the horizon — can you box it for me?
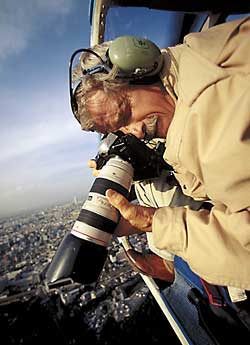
[0,192,86,221]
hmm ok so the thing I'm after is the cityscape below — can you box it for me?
[0,199,179,344]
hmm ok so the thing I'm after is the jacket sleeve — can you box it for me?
[152,204,250,289]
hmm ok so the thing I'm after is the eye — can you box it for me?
[144,114,157,126]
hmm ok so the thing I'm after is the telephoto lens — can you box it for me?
[44,157,134,285]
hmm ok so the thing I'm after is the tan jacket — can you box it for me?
[153,17,250,289]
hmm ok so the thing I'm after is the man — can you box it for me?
[73,17,250,289]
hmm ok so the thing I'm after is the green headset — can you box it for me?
[69,35,163,122]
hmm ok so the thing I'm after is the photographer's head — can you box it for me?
[72,38,175,139]
[74,74,131,133]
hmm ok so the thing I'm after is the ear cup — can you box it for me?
[108,36,163,78]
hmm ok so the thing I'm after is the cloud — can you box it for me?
[2,120,73,160]
[0,119,98,161]
[0,80,99,162]
[0,0,74,61]
[0,122,98,218]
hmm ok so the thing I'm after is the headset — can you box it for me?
[69,36,163,123]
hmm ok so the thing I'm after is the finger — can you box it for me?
[106,189,142,225]
[87,159,97,169]
[93,170,99,177]
[106,189,155,231]
[87,159,100,176]
[106,189,130,215]
[114,217,140,237]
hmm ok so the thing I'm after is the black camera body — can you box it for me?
[96,131,172,181]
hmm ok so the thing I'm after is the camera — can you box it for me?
[95,131,172,181]
[44,132,171,286]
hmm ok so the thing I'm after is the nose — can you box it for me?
[122,122,146,139]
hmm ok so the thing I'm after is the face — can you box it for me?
[120,115,158,139]
[122,85,175,139]
[88,85,175,139]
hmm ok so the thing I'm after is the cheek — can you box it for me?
[156,117,170,138]
[119,122,146,139]
[119,126,128,134]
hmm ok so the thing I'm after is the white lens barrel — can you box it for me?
[71,157,134,246]
[98,157,134,190]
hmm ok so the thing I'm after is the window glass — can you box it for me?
[105,7,192,48]
[104,7,208,47]
[227,13,249,22]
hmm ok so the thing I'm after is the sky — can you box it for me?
[0,0,99,218]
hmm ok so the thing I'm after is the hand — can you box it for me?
[114,217,144,237]
[106,189,156,233]
[87,159,100,177]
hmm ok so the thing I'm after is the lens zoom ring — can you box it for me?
[90,177,128,197]
[77,209,117,234]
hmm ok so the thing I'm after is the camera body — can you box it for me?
[96,131,172,181]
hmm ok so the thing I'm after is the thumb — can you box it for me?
[106,189,150,231]
[105,189,130,215]
[87,159,97,169]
